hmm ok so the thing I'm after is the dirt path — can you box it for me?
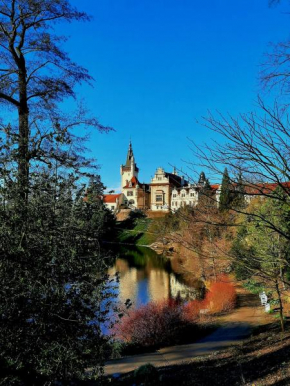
[105,286,273,376]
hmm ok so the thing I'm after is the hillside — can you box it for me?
[116,215,161,246]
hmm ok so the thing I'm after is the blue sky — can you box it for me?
[61,0,290,191]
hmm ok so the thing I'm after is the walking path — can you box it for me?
[105,286,273,376]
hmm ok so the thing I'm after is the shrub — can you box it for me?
[134,363,159,385]
[183,276,236,320]
[206,278,236,313]
[113,299,184,347]
[183,299,209,322]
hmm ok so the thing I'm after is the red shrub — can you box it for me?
[183,299,209,322]
[183,276,236,320]
[112,300,183,347]
[112,277,236,347]
[206,278,236,314]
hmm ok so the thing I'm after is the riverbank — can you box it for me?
[105,322,289,386]
[105,287,273,377]
[115,216,160,246]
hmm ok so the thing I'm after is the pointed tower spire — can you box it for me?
[121,140,139,191]
[125,140,134,167]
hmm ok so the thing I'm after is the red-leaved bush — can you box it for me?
[183,299,209,321]
[206,278,236,313]
[113,277,236,347]
[183,276,237,321]
[113,299,183,347]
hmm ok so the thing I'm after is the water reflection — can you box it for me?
[108,246,199,308]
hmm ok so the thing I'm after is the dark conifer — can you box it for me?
[219,168,232,211]
[232,172,246,209]
[0,1,115,382]
[198,175,213,208]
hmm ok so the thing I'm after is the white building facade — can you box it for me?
[171,185,200,209]
[150,167,186,211]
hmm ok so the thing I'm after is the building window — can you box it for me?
[111,206,115,210]
[129,199,135,204]
[173,194,177,198]
[156,194,163,202]
[190,193,194,197]
[127,191,133,196]
[157,177,162,181]
[181,194,185,198]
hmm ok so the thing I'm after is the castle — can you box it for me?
[103,142,290,214]
[103,142,220,213]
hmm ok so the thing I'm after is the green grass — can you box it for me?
[116,217,160,246]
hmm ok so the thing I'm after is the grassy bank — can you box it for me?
[116,214,161,246]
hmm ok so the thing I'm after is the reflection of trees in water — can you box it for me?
[170,254,205,293]
[108,262,138,307]
[118,246,171,271]
[108,246,203,308]
[169,274,202,301]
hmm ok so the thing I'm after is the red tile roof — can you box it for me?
[103,194,122,203]
[123,176,139,188]
[123,176,148,190]
[210,184,220,191]
[245,182,290,195]
[209,181,290,195]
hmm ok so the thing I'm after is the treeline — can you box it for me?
[171,0,290,334]
[154,168,290,332]
[0,0,117,384]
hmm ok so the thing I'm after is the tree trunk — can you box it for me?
[275,279,285,332]
[17,57,29,208]
[207,224,217,281]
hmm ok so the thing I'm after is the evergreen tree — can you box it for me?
[198,176,213,208]
[219,168,232,211]
[0,168,117,384]
[232,172,246,209]
[0,0,115,383]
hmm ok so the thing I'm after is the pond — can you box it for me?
[107,245,200,309]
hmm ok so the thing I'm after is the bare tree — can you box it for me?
[260,1,290,95]
[190,98,290,237]
[0,0,110,208]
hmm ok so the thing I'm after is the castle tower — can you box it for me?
[120,141,139,191]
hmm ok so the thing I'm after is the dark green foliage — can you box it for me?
[219,168,232,211]
[272,186,290,238]
[0,170,117,384]
[232,173,246,209]
[134,363,159,385]
[161,211,181,232]
[82,177,117,241]
[0,1,116,382]
[198,176,214,208]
